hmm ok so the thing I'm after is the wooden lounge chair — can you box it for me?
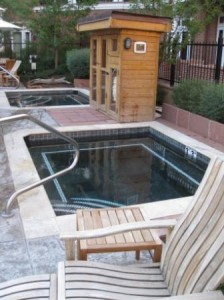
[60,156,224,299]
[0,157,223,299]
[0,59,15,85]
[2,60,21,86]
[0,272,222,300]
[4,59,16,71]
[0,273,57,299]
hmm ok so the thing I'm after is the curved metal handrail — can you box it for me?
[1,114,80,217]
[0,65,20,89]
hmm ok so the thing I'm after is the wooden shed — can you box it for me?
[77,11,171,122]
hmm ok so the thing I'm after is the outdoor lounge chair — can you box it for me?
[59,156,224,299]
[3,59,16,71]
[0,274,57,300]
[2,60,21,86]
[0,156,223,299]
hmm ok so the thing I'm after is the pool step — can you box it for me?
[52,198,122,215]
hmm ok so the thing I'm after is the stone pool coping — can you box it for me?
[4,120,224,241]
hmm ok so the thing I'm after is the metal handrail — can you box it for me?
[0,65,20,89]
[1,114,80,217]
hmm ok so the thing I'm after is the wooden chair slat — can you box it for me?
[0,273,55,300]
[65,268,164,281]
[91,209,106,245]
[65,282,170,297]
[132,208,154,242]
[158,291,224,300]
[177,205,224,293]
[65,276,167,289]
[124,208,145,243]
[115,209,135,243]
[162,157,224,293]
[0,274,51,290]
[169,178,224,292]
[72,293,224,300]
[100,210,116,244]
[65,260,161,274]
[84,210,96,246]
[162,157,220,270]
[107,209,126,243]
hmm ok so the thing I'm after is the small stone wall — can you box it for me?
[162,103,224,146]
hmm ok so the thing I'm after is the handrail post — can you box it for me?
[1,114,80,218]
[215,30,223,84]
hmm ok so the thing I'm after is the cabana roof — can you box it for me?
[77,10,171,33]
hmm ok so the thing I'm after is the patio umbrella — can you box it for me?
[0,19,21,31]
[0,7,21,31]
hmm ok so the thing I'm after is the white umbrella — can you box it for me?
[0,19,21,31]
[0,8,21,31]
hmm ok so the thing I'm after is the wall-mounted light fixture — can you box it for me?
[124,37,132,49]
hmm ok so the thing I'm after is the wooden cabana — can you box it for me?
[77,11,171,122]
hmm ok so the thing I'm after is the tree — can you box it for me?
[0,0,38,21]
[29,0,97,69]
[130,0,224,61]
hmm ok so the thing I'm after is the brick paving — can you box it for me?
[48,107,117,126]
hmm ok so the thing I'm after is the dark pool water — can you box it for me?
[29,135,207,215]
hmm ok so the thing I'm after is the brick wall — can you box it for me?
[162,103,224,146]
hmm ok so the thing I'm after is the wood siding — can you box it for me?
[119,30,160,122]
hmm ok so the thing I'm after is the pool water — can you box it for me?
[6,90,89,107]
[29,135,207,215]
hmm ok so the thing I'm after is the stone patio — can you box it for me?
[0,104,224,283]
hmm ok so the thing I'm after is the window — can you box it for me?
[111,39,118,52]
[101,39,107,68]
[220,16,224,24]
[92,39,97,66]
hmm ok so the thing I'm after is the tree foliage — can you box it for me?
[28,0,97,69]
[0,0,97,69]
[130,0,224,61]
[131,0,224,36]
[0,0,38,21]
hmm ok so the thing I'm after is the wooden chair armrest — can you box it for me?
[60,219,176,241]
[157,291,224,300]
[60,219,176,260]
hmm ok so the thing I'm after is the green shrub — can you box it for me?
[173,80,224,123]
[198,83,224,123]
[156,85,166,106]
[66,48,90,79]
[218,283,224,293]
[173,80,206,114]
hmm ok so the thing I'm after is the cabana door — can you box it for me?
[90,34,119,118]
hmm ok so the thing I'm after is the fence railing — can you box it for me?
[159,35,224,86]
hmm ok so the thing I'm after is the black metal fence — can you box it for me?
[2,38,224,86]
[159,34,224,86]
[0,40,79,72]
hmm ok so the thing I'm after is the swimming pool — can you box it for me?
[28,129,208,216]
[6,89,89,107]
